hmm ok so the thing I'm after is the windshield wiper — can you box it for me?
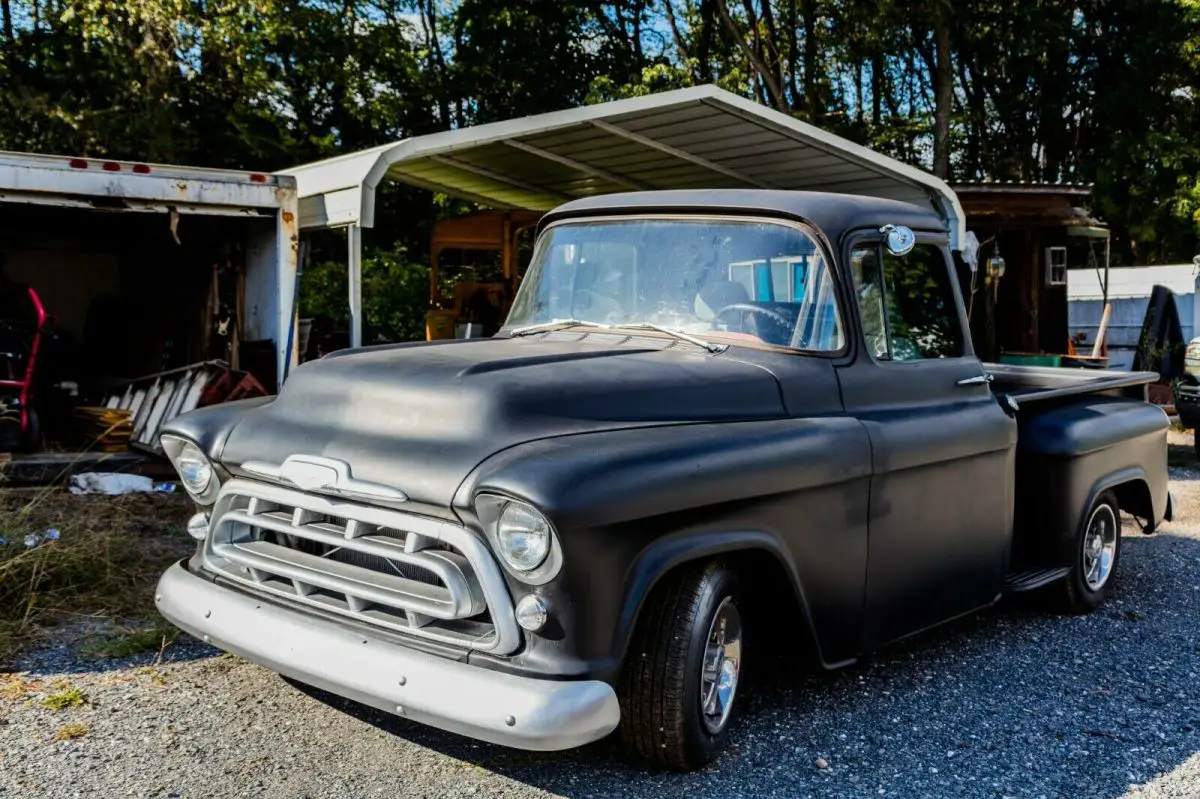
[506,319,605,337]
[609,323,728,354]
[507,318,727,354]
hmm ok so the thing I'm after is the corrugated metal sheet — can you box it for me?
[1068,265,1200,369]
[1067,265,1196,300]
[280,84,966,249]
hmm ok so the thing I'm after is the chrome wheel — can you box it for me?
[699,597,742,735]
[1082,502,1119,591]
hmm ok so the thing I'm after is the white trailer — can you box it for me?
[0,150,299,386]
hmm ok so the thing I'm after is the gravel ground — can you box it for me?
[3,450,1200,798]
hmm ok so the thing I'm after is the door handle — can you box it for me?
[957,373,994,387]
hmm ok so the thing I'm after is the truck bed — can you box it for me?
[985,362,1160,405]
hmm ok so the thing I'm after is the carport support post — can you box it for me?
[348,223,363,348]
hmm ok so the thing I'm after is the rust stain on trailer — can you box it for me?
[277,199,300,255]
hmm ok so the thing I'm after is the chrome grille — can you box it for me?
[202,479,519,653]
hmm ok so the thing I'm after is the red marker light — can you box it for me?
[132,164,150,174]
[68,159,88,169]
[102,162,120,172]
[249,173,267,183]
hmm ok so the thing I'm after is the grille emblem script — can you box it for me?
[241,455,408,503]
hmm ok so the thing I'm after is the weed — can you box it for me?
[135,666,167,686]
[40,687,87,711]
[53,723,88,740]
[78,624,179,662]
[0,487,193,664]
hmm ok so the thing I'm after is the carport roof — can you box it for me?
[279,84,966,249]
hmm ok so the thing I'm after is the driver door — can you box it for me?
[836,234,1017,649]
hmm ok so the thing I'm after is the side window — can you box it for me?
[789,255,845,351]
[850,246,888,358]
[850,241,963,361]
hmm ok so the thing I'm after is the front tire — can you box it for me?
[1062,491,1121,613]
[617,560,744,770]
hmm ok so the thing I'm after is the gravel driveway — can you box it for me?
[3,469,1200,798]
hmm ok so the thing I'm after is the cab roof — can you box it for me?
[540,189,948,246]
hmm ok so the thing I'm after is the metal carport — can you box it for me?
[279,84,965,347]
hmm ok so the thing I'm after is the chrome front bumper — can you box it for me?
[155,561,620,751]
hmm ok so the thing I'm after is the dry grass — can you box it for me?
[0,486,194,665]
[53,722,89,740]
[0,672,43,700]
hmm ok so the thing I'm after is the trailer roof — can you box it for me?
[0,150,294,216]
[280,85,966,249]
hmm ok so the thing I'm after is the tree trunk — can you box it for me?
[871,52,883,126]
[663,0,691,64]
[800,0,819,117]
[420,0,451,129]
[956,60,987,178]
[933,5,953,179]
[697,0,718,84]
[715,0,787,111]
[783,0,800,108]
[631,0,643,70]
[855,60,864,124]
[1,0,13,46]
[756,0,787,109]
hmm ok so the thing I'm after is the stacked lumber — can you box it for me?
[74,406,132,451]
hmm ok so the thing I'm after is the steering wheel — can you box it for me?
[712,303,794,332]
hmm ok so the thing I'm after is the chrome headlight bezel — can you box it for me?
[474,495,562,585]
[161,434,221,505]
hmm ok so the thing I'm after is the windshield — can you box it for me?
[504,218,845,352]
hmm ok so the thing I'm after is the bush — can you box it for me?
[300,243,430,344]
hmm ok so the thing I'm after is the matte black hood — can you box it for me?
[218,336,786,507]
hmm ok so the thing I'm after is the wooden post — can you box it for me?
[1092,302,1112,358]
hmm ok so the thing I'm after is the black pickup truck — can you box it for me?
[156,190,1173,770]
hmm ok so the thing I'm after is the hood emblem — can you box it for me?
[241,455,408,503]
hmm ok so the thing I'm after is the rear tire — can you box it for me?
[617,560,744,771]
[1062,491,1121,614]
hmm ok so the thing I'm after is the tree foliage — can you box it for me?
[0,0,1198,338]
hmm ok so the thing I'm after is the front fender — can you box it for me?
[455,418,873,679]
[611,528,832,671]
[159,396,275,459]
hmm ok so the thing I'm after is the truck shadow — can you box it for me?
[285,521,1200,799]
[1166,444,1200,480]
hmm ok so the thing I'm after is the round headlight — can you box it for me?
[496,502,551,572]
[174,441,213,495]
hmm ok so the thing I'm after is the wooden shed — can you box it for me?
[952,182,1109,363]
